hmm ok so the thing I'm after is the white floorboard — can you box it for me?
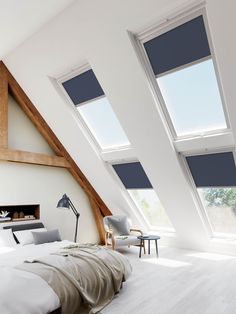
[102,246,236,314]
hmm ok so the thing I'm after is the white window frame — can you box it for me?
[130,3,230,141]
[109,160,175,233]
[180,148,236,239]
[174,131,234,154]
[55,63,131,153]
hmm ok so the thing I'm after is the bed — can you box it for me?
[0,223,132,314]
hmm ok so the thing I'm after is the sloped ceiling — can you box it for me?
[0,0,75,59]
[2,0,236,253]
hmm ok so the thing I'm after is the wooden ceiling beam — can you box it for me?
[0,63,8,148]
[0,148,70,168]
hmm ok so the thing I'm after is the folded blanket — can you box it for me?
[16,244,132,314]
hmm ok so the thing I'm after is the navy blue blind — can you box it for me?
[113,162,152,189]
[62,69,104,105]
[186,152,236,187]
[144,15,211,76]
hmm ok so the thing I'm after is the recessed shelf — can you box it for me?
[0,204,40,223]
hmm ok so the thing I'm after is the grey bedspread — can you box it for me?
[16,244,132,314]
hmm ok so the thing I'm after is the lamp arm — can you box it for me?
[68,198,80,217]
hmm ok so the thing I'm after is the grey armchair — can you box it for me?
[103,215,146,253]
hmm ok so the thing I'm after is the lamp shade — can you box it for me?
[57,194,70,209]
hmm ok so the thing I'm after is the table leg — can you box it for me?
[155,239,159,257]
[139,239,143,258]
[148,240,150,255]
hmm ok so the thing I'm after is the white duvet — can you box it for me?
[0,240,73,314]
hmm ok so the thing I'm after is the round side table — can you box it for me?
[137,235,160,258]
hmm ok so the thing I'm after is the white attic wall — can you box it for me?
[8,95,54,155]
[3,0,236,254]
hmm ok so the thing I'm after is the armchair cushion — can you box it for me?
[106,235,140,248]
[105,215,130,236]
[114,235,140,247]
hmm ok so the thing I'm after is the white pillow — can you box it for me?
[14,228,47,245]
[0,229,17,247]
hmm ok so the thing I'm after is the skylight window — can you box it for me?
[113,162,174,230]
[186,152,236,235]
[143,15,227,138]
[62,69,130,150]
[157,59,226,136]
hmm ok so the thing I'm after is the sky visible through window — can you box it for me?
[157,59,227,136]
[78,97,130,149]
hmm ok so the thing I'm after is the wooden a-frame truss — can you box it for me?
[0,61,111,243]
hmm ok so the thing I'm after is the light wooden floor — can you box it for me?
[102,246,236,314]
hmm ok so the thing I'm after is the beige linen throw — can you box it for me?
[16,244,132,314]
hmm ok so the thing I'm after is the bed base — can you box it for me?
[49,308,61,314]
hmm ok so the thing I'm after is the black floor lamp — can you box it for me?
[57,194,80,242]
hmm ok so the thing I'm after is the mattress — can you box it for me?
[0,240,73,314]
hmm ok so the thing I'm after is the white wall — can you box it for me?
[0,96,99,244]
[3,0,236,254]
